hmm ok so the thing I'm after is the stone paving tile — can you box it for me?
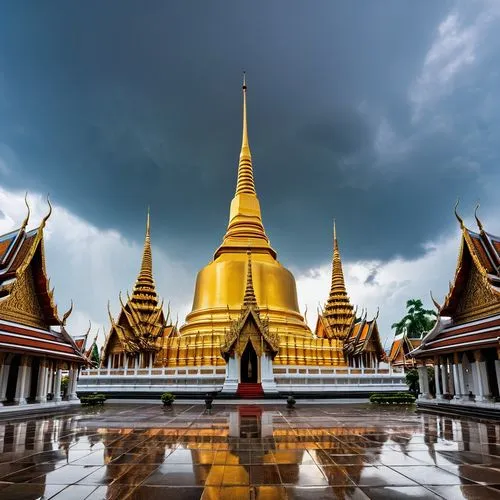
[0,403,499,499]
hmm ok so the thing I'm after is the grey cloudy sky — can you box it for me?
[1,1,499,342]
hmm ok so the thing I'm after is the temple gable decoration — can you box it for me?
[344,310,387,363]
[220,252,280,360]
[0,196,64,329]
[439,204,500,324]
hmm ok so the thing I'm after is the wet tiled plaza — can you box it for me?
[0,403,500,499]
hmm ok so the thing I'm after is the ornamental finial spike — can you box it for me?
[454,199,464,229]
[474,203,484,232]
[21,192,30,230]
[61,299,74,326]
[41,194,52,228]
[430,290,441,312]
[146,206,151,240]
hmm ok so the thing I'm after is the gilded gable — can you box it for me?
[0,266,47,329]
[454,265,500,323]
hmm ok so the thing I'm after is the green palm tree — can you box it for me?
[391,299,437,339]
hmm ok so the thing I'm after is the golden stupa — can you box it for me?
[98,77,387,374]
[180,75,311,339]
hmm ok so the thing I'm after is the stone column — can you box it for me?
[453,352,464,399]
[447,357,455,395]
[107,355,111,370]
[474,350,491,403]
[495,347,500,398]
[261,353,278,394]
[53,365,62,403]
[440,357,448,395]
[36,359,48,403]
[14,356,30,405]
[418,365,430,399]
[46,361,54,398]
[434,360,442,399]
[69,364,79,400]
[452,362,461,400]
[221,355,238,394]
[0,354,11,406]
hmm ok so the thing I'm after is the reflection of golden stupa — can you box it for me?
[180,75,311,339]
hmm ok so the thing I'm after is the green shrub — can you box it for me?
[161,392,175,405]
[369,392,416,405]
[80,393,107,406]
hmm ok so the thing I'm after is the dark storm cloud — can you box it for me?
[0,0,497,271]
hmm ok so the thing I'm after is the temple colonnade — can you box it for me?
[0,353,79,406]
[417,347,500,403]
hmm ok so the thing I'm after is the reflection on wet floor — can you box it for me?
[0,404,499,499]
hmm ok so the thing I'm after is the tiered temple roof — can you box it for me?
[220,251,280,359]
[0,196,85,364]
[315,222,356,340]
[101,211,174,365]
[412,205,500,359]
[313,222,386,365]
[344,311,387,363]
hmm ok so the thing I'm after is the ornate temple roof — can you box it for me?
[438,205,500,318]
[0,196,85,363]
[315,222,356,339]
[344,312,387,362]
[411,205,500,358]
[388,332,421,367]
[102,210,172,358]
[220,251,280,358]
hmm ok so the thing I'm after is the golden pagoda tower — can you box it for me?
[316,221,356,339]
[101,209,172,369]
[181,75,311,339]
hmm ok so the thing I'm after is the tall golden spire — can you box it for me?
[214,74,276,259]
[236,72,256,196]
[131,208,158,308]
[323,220,354,336]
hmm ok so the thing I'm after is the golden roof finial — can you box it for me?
[235,71,256,196]
[430,290,441,312]
[21,192,30,230]
[41,194,52,229]
[454,199,465,229]
[61,299,74,326]
[474,203,484,232]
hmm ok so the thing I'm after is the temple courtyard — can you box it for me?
[0,404,498,499]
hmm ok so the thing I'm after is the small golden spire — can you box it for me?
[323,220,354,337]
[130,208,159,310]
[243,250,258,307]
[236,72,256,196]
